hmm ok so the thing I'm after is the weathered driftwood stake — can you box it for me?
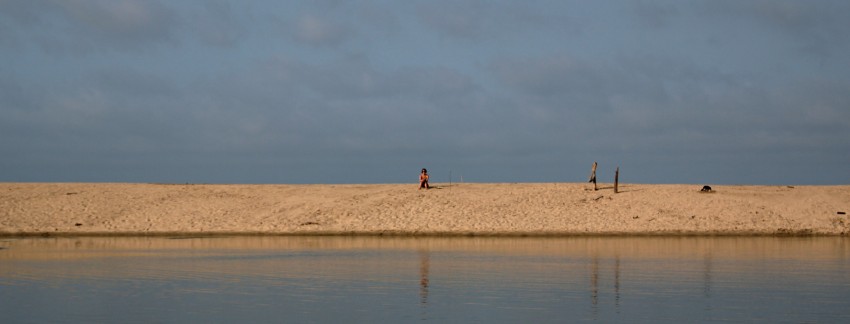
[614,166,619,193]
[588,161,598,191]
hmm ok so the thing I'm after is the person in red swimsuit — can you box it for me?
[419,168,430,190]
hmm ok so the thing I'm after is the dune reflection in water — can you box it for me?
[1,236,849,323]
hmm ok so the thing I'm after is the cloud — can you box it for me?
[189,0,244,48]
[284,13,354,48]
[699,0,850,56]
[632,1,679,28]
[0,0,179,54]
[415,0,572,41]
[489,55,605,98]
[2,1,848,184]
[58,1,175,41]
[190,55,486,153]
[487,50,850,165]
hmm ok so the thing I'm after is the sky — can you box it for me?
[1,0,849,185]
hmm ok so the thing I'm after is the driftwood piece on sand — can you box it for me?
[614,167,619,193]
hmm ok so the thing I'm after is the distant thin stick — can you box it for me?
[614,166,619,193]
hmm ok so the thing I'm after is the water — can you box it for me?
[1,236,849,323]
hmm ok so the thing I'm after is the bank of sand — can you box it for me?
[1,182,848,236]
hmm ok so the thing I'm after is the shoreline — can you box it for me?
[0,232,831,238]
[2,182,848,237]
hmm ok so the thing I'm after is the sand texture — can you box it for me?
[1,182,848,236]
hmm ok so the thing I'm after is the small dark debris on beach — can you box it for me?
[700,185,713,192]
[839,212,847,215]
[75,223,82,226]
[66,192,78,195]
[300,221,320,226]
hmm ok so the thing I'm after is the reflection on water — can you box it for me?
[420,249,430,306]
[1,236,849,323]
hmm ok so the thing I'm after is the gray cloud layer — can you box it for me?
[1,0,848,184]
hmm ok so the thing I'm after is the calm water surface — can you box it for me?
[1,236,849,323]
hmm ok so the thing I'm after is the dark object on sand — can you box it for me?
[614,166,619,193]
[839,212,847,215]
[700,186,713,192]
[75,223,82,226]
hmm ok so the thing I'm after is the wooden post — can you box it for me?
[614,166,619,193]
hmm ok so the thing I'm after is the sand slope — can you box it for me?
[1,182,848,236]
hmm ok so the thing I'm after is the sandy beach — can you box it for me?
[1,182,848,236]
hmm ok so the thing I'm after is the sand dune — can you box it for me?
[1,182,848,236]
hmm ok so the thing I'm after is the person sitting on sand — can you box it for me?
[419,168,430,190]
